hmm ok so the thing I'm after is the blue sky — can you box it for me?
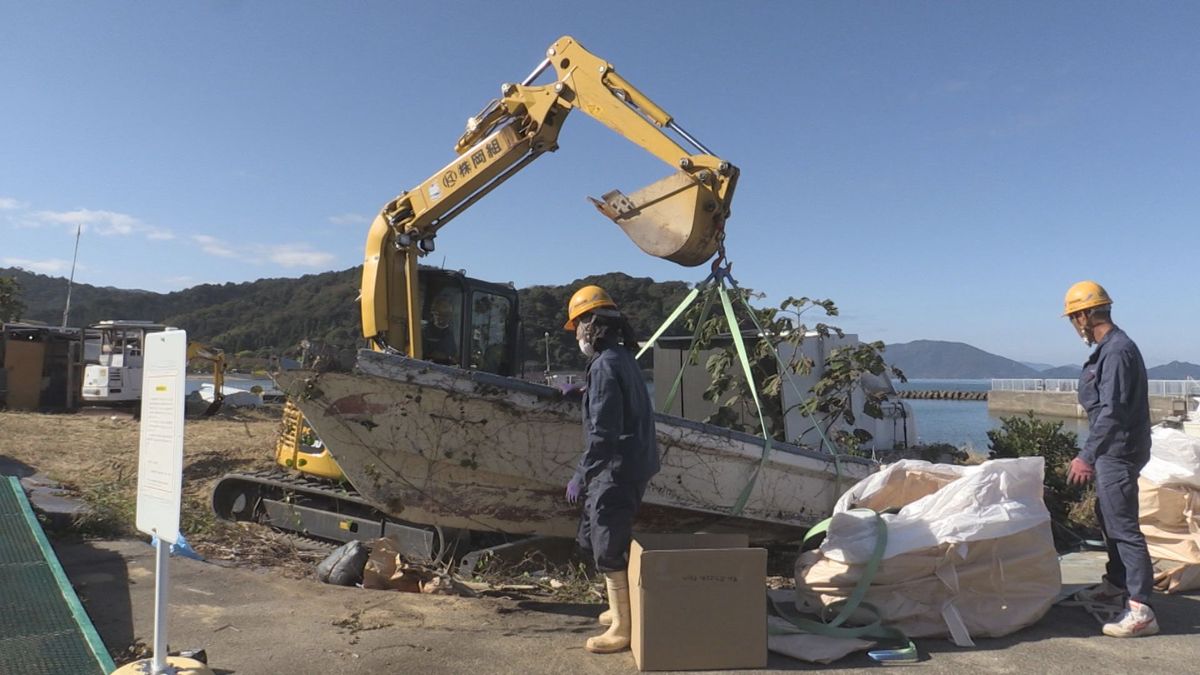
[2,2,1197,367]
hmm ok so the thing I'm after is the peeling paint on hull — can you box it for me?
[274,351,876,544]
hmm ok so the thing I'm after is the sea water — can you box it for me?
[898,379,1090,453]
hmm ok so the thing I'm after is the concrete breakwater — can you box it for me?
[989,390,1180,423]
[899,390,987,401]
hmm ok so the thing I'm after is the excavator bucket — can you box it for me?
[589,171,723,267]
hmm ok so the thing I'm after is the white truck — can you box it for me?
[81,320,170,404]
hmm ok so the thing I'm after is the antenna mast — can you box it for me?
[61,224,81,328]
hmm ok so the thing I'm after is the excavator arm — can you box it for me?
[361,35,740,356]
[187,341,226,416]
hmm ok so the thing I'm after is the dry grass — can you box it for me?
[0,408,320,576]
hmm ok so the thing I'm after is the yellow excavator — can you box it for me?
[216,35,738,545]
[187,341,227,417]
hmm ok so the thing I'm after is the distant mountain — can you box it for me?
[1040,365,1082,379]
[884,340,1042,379]
[1148,361,1200,380]
[5,266,1195,377]
[1020,361,1055,372]
[1040,361,1200,380]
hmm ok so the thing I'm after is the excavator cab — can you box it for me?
[274,267,521,481]
[419,269,521,376]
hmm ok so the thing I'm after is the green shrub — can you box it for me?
[916,442,970,465]
[987,412,1090,542]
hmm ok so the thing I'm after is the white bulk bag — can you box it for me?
[796,458,1060,646]
[1139,427,1200,593]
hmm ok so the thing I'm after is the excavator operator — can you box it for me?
[562,285,659,654]
[423,295,459,366]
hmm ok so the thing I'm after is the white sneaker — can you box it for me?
[1101,601,1159,638]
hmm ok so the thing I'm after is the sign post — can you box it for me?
[113,330,212,675]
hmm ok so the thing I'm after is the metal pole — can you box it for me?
[522,58,552,86]
[152,536,170,674]
[61,224,81,328]
[666,121,714,156]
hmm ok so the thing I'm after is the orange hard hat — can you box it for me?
[1062,280,1112,316]
[564,285,618,330]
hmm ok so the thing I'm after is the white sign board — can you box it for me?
[135,329,187,544]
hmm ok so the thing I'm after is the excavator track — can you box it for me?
[211,469,449,562]
[212,469,576,575]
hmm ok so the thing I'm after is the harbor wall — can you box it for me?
[988,390,1179,422]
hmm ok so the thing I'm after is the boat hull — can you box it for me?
[273,351,875,544]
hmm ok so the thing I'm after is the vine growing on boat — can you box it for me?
[682,286,905,456]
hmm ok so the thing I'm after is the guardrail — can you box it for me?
[991,378,1200,396]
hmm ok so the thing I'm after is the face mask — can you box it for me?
[1070,314,1094,347]
[578,339,595,357]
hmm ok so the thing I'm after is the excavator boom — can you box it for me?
[361,35,739,356]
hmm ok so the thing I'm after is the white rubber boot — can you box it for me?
[586,571,631,653]
[598,607,615,626]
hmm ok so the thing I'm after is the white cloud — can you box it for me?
[2,257,73,274]
[0,197,26,210]
[35,208,139,235]
[188,234,336,270]
[265,245,336,268]
[191,234,240,258]
[21,207,176,242]
[328,213,367,226]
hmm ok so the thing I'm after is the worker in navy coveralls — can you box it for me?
[1064,281,1158,637]
[562,284,660,654]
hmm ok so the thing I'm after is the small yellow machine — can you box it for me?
[186,340,227,417]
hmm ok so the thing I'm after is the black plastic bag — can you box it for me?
[316,540,370,586]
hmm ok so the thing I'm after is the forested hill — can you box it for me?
[2,267,692,368]
[5,266,362,353]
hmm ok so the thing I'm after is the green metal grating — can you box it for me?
[0,476,116,674]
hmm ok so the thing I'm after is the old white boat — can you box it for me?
[270,349,877,545]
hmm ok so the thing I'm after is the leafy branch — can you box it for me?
[686,286,905,456]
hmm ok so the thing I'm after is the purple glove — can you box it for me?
[565,477,582,504]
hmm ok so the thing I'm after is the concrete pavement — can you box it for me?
[55,539,1200,674]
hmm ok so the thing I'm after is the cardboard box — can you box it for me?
[628,533,767,671]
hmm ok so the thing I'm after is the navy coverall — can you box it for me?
[1077,326,1153,603]
[573,343,660,572]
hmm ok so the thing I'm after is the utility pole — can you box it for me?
[543,331,551,382]
[61,224,82,328]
